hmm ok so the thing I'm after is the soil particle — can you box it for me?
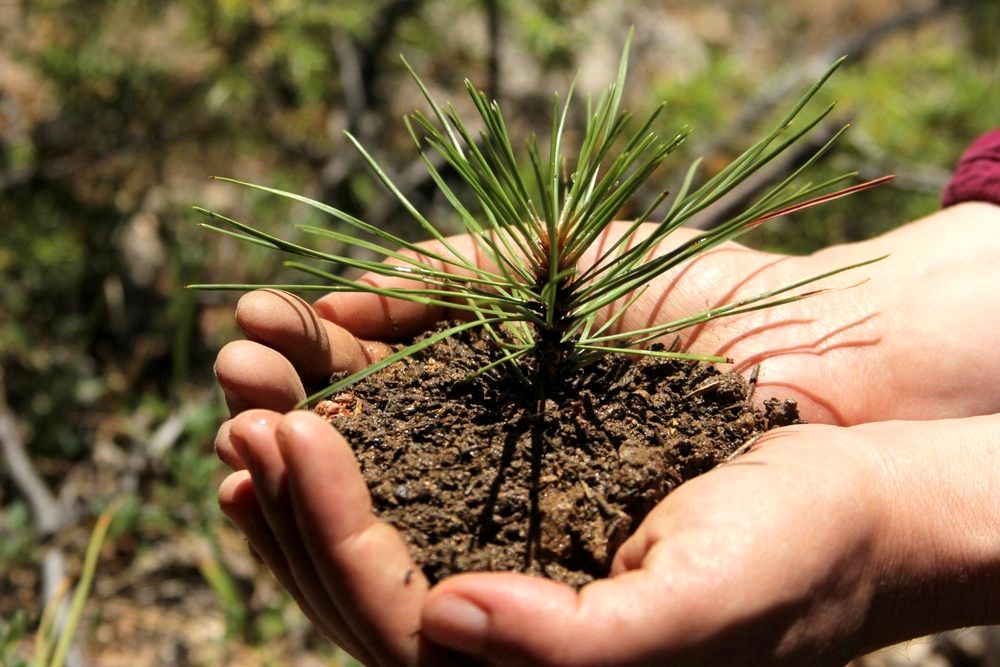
[315,324,800,588]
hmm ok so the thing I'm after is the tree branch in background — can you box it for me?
[0,368,82,667]
[0,376,61,540]
[334,31,368,137]
[330,0,506,233]
[848,129,952,194]
[0,165,33,194]
[695,0,974,160]
[685,121,846,231]
[358,0,503,230]
[484,0,502,101]
[321,1,427,205]
[359,0,424,107]
[324,36,367,190]
[686,0,974,229]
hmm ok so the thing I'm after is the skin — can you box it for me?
[214,202,1000,666]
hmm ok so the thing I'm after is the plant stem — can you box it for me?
[533,275,577,393]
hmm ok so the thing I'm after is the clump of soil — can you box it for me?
[315,324,799,588]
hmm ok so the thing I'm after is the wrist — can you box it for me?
[856,415,1000,652]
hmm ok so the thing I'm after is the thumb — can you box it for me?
[420,568,699,667]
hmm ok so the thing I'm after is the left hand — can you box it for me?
[221,407,1000,666]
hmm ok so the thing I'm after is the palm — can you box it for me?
[420,422,887,667]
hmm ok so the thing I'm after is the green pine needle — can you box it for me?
[194,33,890,402]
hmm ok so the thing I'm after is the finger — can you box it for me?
[309,227,754,344]
[214,420,245,470]
[312,236,488,340]
[314,288,442,341]
[276,411,433,666]
[215,340,306,415]
[229,410,370,663]
[218,470,339,640]
[421,566,715,667]
[235,289,391,383]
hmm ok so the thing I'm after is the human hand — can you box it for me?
[415,414,1000,665]
[214,202,1000,664]
[219,405,1000,666]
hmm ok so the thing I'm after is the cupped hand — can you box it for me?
[221,407,887,666]
[214,202,1000,665]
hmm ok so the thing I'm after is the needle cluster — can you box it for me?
[193,34,888,403]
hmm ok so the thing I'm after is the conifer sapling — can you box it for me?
[192,34,890,404]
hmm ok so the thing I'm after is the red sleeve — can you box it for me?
[942,129,1000,208]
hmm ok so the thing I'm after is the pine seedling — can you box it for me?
[192,34,889,404]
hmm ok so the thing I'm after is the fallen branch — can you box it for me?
[0,368,82,667]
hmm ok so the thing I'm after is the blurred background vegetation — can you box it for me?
[1,0,997,664]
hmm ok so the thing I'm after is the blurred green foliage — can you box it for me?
[0,0,996,662]
[0,610,30,667]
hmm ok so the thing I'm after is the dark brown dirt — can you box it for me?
[315,324,800,588]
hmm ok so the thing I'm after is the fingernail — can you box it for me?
[423,595,489,654]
